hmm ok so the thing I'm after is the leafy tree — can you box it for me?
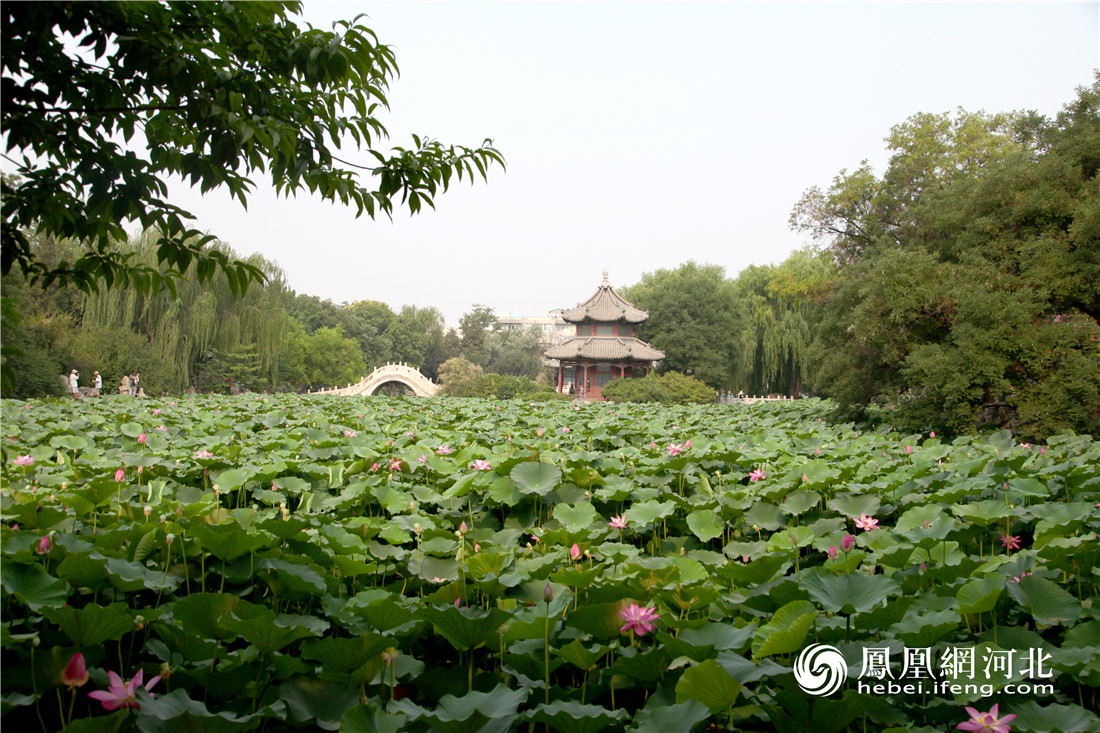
[438,357,483,396]
[794,78,1100,438]
[483,328,545,379]
[458,305,497,365]
[621,262,744,390]
[280,322,365,391]
[601,371,715,405]
[341,299,396,368]
[2,1,503,296]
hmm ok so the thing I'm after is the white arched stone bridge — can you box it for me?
[308,363,441,398]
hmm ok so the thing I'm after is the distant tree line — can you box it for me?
[1,235,548,397]
[623,76,1099,439]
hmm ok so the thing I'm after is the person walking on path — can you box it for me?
[68,369,80,399]
[93,371,102,397]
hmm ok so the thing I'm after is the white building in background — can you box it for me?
[495,310,574,347]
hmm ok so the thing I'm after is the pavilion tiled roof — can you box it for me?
[560,271,649,324]
[545,336,665,361]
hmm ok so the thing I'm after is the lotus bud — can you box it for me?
[114,468,125,482]
[570,543,581,561]
[144,506,152,517]
[840,534,855,553]
[543,582,554,603]
[828,546,838,559]
[459,521,468,535]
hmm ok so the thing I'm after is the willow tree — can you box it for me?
[80,233,288,393]
[730,249,832,396]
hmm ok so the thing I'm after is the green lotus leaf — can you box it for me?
[221,605,320,654]
[135,688,267,732]
[887,608,960,647]
[956,574,1005,615]
[554,639,604,671]
[623,500,674,527]
[801,569,900,614]
[951,500,1012,526]
[56,551,109,588]
[257,557,327,595]
[417,605,511,652]
[300,632,392,675]
[119,422,144,439]
[565,602,626,641]
[510,462,561,497]
[190,524,272,562]
[280,676,360,729]
[340,703,408,733]
[675,658,743,712]
[524,700,629,733]
[751,600,817,660]
[1005,575,1083,627]
[171,592,251,641]
[390,684,528,733]
[613,646,669,682]
[628,698,710,733]
[44,602,134,646]
[741,501,783,530]
[1007,701,1100,733]
[778,490,821,516]
[553,502,597,529]
[826,494,881,520]
[685,509,723,542]
[719,554,788,586]
[50,434,89,452]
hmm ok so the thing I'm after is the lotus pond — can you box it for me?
[1,394,1098,732]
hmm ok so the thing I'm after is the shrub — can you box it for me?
[601,371,715,405]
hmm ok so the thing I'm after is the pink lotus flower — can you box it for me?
[138,433,147,444]
[1001,534,1021,552]
[459,521,468,534]
[608,515,627,529]
[618,603,660,636]
[905,445,912,454]
[370,462,379,472]
[114,468,126,482]
[418,455,427,466]
[61,653,89,689]
[344,430,357,438]
[36,535,51,555]
[570,543,581,561]
[667,442,685,456]
[152,409,161,416]
[435,444,453,455]
[840,534,855,553]
[749,468,766,482]
[1011,572,1032,583]
[1019,443,1030,450]
[561,427,570,433]
[827,546,838,559]
[13,454,34,467]
[472,459,492,471]
[195,450,213,459]
[156,426,167,432]
[388,457,402,472]
[930,431,936,438]
[537,427,545,437]
[956,703,1017,733]
[88,669,161,711]
[854,514,879,531]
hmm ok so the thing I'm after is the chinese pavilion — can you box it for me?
[545,272,665,400]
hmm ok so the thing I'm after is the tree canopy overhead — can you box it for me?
[1,1,504,295]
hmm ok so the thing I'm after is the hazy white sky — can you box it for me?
[165,1,1098,327]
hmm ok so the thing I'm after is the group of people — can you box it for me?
[66,370,140,399]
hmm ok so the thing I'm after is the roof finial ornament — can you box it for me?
[602,270,609,285]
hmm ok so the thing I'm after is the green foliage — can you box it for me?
[600,371,715,404]
[482,328,545,379]
[458,305,497,365]
[3,395,1097,732]
[795,77,1100,439]
[622,262,742,390]
[280,322,366,392]
[2,2,503,296]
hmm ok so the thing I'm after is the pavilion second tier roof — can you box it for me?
[545,336,665,362]
[560,271,649,324]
